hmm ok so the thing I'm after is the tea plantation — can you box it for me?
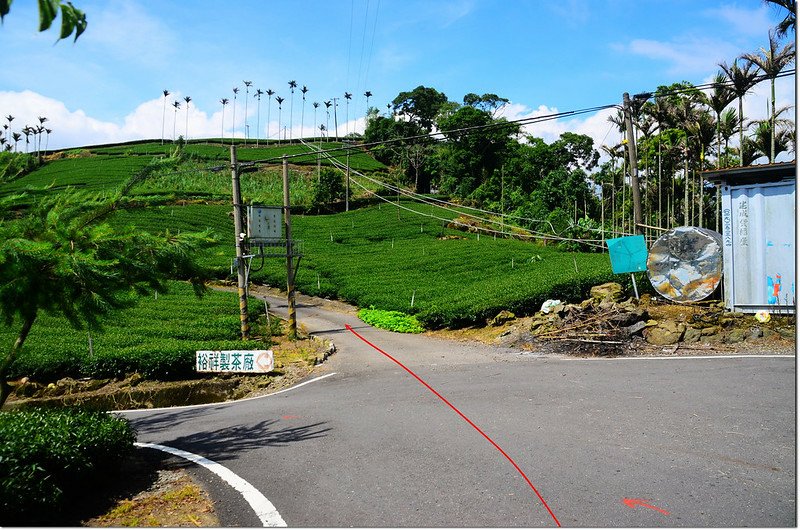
[0,140,619,381]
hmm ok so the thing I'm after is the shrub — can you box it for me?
[0,408,136,525]
[358,307,424,333]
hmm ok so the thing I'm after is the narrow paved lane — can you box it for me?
[123,291,796,527]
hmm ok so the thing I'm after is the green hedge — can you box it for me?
[0,408,135,525]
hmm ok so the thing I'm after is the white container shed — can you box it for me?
[705,162,796,314]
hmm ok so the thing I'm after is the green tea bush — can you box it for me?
[0,408,135,525]
[358,307,424,333]
[3,282,273,381]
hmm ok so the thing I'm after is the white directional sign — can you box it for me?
[196,350,274,373]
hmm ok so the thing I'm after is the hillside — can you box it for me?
[0,140,618,329]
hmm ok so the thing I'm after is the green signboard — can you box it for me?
[606,235,648,274]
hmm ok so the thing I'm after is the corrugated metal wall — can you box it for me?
[721,179,796,313]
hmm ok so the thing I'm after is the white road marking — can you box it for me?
[135,442,287,527]
[118,372,337,414]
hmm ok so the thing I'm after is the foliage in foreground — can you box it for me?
[0,190,212,405]
[0,407,135,525]
[358,307,424,334]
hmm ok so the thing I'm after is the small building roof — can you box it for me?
[704,161,796,185]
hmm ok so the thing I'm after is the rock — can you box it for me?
[776,327,795,339]
[14,381,42,398]
[683,327,702,343]
[746,326,764,341]
[608,308,649,327]
[700,325,721,336]
[624,320,651,337]
[723,328,746,344]
[590,282,624,303]
[490,310,516,326]
[643,320,686,345]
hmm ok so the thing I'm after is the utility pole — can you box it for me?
[622,93,643,234]
[283,156,297,338]
[345,145,351,212]
[230,145,249,339]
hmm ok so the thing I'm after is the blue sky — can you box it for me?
[0,0,794,151]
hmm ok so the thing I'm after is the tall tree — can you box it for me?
[312,102,320,140]
[265,89,275,143]
[276,96,285,141]
[288,80,297,141]
[183,96,191,141]
[741,31,795,162]
[300,85,309,141]
[324,101,332,142]
[392,86,448,133]
[719,59,759,159]
[231,87,239,141]
[765,0,796,38]
[344,92,352,137]
[254,89,264,147]
[161,90,169,145]
[171,101,180,141]
[364,90,372,110]
[243,81,252,144]
[220,98,229,143]
[705,72,736,168]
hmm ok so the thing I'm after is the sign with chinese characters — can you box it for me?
[196,350,274,373]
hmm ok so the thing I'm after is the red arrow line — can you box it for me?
[623,498,670,516]
[346,324,561,527]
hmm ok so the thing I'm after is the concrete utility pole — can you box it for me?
[345,146,351,212]
[231,145,250,339]
[283,156,297,338]
[622,93,643,234]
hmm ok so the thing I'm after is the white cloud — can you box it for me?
[624,37,740,75]
[702,5,774,38]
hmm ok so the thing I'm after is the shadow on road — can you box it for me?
[153,419,331,461]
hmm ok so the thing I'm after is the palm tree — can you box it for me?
[719,58,760,158]
[265,89,275,143]
[243,81,252,144]
[324,100,332,142]
[183,96,191,141]
[232,87,239,141]
[364,90,372,110]
[719,108,740,166]
[765,0,796,38]
[276,96,285,141]
[220,98,229,143]
[705,72,736,168]
[288,81,297,142]
[161,90,169,144]
[36,117,47,158]
[312,102,320,140]
[172,101,181,141]
[344,92,352,136]
[300,85,308,141]
[44,128,52,152]
[11,132,20,152]
[22,126,31,153]
[741,31,796,162]
[254,89,264,147]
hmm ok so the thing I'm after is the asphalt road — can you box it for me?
[123,293,796,527]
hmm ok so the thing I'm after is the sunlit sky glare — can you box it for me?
[0,0,795,152]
